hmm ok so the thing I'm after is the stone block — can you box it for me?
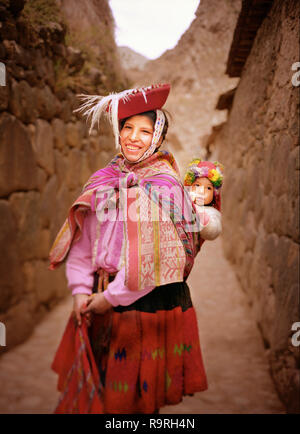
[36,167,48,193]
[59,99,72,122]
[40,175,58,229]
[0,113,38,196]
[51,117,66,150]
[54,149,67,188]
[35,85,61,120]
[287,195,299,243]
[0,85,9,111]
[33,119,55,175]
[8,79,38,123]
[9,191,42,261]
[0,200,22,313]
[2,39,28,66]
[66,121,84,148]
[65,148,82,190]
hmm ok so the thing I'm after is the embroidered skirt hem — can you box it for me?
[89,280,208,414]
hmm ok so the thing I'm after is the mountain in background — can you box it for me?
[128,0,242,172]
[118,46,149,71]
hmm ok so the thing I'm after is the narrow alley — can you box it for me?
[0,237,286,414]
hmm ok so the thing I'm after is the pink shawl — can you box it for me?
[49,150,204,291]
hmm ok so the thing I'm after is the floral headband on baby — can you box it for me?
[184,158,224,191]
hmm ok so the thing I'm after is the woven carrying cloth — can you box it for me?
[49,150,205,291]
[51,314,104,414]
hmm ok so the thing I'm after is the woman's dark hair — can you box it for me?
[119,110,169,148]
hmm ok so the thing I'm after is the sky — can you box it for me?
[109,0,200,60]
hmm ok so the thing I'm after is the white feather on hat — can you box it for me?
[73,88,148,149]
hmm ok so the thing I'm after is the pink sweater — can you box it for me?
[65,210,155,306]
[65,205,221,307]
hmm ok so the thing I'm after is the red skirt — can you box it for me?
[88,280,208,414]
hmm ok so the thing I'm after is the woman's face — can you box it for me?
[120,115,154,162]
[191,177,214,205]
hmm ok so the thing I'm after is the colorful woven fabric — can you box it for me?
[49,150,204,291]
[51,314,103,414]
[90,281,208,414]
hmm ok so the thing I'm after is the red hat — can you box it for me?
[117,84,170,119]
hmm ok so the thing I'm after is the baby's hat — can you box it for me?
[184,158,224,190]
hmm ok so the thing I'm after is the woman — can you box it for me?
[49,84,218,414]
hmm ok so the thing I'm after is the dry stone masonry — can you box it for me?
[212,0,299,413]
[0,0,127,352]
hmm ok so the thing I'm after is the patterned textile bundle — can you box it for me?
[49,150,204,291]
[51,314,104,413]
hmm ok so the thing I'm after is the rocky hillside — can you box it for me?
[118,46,149,71]
[132,0,242,174]
[58,0,128,92]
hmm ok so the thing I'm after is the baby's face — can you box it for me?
[191,177,214,205]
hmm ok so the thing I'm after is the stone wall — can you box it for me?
[0,0,126,352]
[213,0,299,413]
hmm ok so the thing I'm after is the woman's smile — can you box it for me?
[126,143,142,151]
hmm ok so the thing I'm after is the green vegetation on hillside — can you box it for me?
[22,0,62,27]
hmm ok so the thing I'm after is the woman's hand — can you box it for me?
[82,293,113,315]
[72,293,91,327]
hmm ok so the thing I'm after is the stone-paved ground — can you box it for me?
[0,238,286,414]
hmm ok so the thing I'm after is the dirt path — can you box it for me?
[0,237,286,414]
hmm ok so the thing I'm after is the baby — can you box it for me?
[184,158,224,240]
